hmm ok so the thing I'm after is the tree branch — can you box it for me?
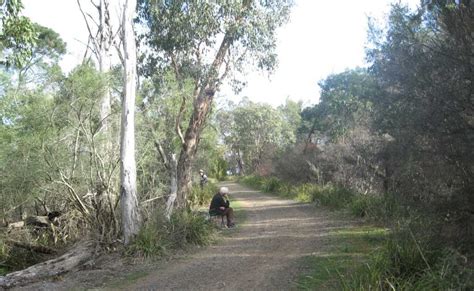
[77,0,99,56]
[154,140,169,169]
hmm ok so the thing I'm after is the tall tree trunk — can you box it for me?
[98,0,112,135]
[98,0,113,177]
[236,149,245,175]
[176,88,211,208]
[120,0,140,245]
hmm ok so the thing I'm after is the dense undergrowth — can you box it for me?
[240,175,473,290]
[0,210,87,276]
[126,208,215,258]
[0,184,220,275]
[0,235,53,276]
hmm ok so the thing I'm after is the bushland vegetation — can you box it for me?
[0,0,292,283]
[234,1,473,288]
[1,0,472,289]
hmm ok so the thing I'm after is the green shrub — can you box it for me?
[128,219,169,258]
[310,184,356,209]
[126,213,169,258]
[127,209,215,258]
[240,175,263,189]
[351,195,384,219]
[345,221,473,290]
[261,177,282,192]
[294,183,318,202]
[168,210,215,248]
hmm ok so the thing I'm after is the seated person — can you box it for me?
[199,169,208,189]
[209,187,235,228]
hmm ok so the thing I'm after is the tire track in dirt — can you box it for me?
[120,182,353,291]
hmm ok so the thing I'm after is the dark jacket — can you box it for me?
[209,193,229,215]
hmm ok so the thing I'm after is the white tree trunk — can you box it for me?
[98,0,112,135]
[120,0,140,245]
[165,154,178,220]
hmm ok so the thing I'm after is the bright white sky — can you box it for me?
[23,0,419,107]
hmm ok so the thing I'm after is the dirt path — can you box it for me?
[115,182,352,291]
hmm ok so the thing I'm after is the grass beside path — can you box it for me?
[297,226,388,290]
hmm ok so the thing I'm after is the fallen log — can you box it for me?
[0,241,94,288]
[6,240,57,254]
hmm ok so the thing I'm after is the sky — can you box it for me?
[23,0,419,107]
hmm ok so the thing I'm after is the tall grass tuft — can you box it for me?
[344,221,474,290]
[310,184,355,209]
[168,210,215,248]
[127,209,215,259]
[350,193,401,221]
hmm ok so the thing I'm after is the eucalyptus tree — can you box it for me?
[119,0,140,245]
[311,69,376,142]
[137,0,293,207]
[278,98,302,144]
[221,100,293,175]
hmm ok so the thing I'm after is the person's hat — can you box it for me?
[219,187,229,194]
[199,169,204,173]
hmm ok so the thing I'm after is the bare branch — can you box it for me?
[141,195,165,205]
[77,0,99,55]
[169,53,187,145]
[90,0,100,10]
[154,140,169,169]
[114,40,124,65]
[86,12,100,29]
